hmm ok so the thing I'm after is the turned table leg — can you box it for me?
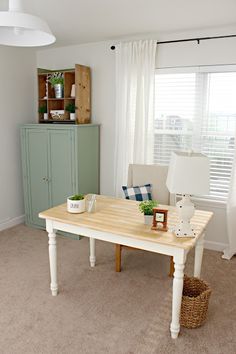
[47,221,58,296]
[89,237,96,267]
[170,254,186,339]
[194,233,205,278]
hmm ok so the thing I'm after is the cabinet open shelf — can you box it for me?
[37,65,91,124]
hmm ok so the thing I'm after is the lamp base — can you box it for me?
[173,195,197,238]
[172,223,196,238]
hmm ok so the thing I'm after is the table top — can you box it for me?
[39,195,213,250]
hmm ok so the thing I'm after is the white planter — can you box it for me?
[67,197,85,213]
[70,113,75,121]
[144,215,153,225]
[43,113,48,120]
[70,84,75,97]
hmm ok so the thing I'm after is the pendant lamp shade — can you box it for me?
[0,0,56,47]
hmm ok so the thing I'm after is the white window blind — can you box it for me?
[154,68,236,200]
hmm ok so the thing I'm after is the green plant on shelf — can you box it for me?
[139,200,158,215]
[48,72,64,86]
[68,194,84,201]
[38,106,47,114]
[65,103,77,113]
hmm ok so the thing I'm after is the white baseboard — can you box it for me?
[0,215,25,232]
[204,240,228,252]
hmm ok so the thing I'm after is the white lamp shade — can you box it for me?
[166,151,210,195]
[0,12,55,47]
[0,0,55,47]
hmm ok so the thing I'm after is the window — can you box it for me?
[154,67,236,200]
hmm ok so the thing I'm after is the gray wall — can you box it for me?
[0,47,36,230]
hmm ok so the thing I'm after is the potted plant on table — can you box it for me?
[139,200,158,225]
[48,72,64,98]
[67,194,85,213]
[38,105,48,120]
[65,103,77,121]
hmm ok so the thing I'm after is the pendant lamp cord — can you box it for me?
[9,0,22,12]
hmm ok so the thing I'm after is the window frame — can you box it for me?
[155,64,236,203]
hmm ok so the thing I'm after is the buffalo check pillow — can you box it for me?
[122,184,152,201]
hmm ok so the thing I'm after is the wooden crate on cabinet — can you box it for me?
[37,64,91,124]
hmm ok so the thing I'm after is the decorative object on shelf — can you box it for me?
[151,208,168,231]
[44,81,48,99]
[71,84,75,98]
[0,0,55,47]
[180,275,212,328]
[86,194,96,213]
[139,200,158,225]
[48,72,64,98]
[38,106,48,120]
[50,110,65,120]
[67,194,85,214]
[166,151,210,237]
[65,103,77,121]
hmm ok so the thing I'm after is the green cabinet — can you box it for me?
[21,124,100,229]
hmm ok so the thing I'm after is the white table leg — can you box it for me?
[170,255,186,339]
[194,233,205,278]
[47,221,58,296]
[89,237,96,267]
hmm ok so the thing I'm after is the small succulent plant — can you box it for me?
[139,200,158,215]
[69,194,84,201]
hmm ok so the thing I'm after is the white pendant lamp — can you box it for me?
[0,0,56,47]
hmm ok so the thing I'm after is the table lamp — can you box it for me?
[166,151,210,237]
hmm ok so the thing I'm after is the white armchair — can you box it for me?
[115,163,175,275]
[127,164,175,205]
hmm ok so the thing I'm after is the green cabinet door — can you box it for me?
[48,129,75,207]
[21,124,99,232]
[26,130,49,228]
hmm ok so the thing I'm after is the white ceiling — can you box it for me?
[1,0,236,47]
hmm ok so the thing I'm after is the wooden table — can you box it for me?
[39,195,213,339]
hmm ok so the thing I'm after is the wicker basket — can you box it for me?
[180,275,212,328]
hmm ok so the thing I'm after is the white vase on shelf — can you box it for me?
[71,84,75,97]
[70,113,75,121]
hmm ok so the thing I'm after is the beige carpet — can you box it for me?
[0,225,235,354]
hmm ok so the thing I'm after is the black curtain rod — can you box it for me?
[110,34,236,50]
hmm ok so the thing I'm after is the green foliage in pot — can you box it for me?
[65,103,77,113]
[139,200,158,215]
[69,194,84,201]
[38,106,47,114]
[48,72,64,86]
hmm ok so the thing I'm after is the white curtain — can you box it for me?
[114,40,157,196]
[223,139,236,259]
